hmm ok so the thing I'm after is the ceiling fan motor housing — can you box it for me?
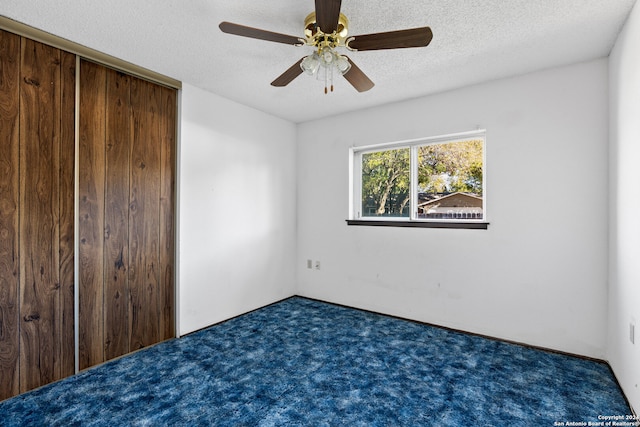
[304,12,350,48]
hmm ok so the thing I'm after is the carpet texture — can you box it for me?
[0,297,632,426]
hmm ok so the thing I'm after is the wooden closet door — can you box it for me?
[78,60,176,370]
[0,29,175,400]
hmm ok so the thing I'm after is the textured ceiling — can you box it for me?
[1,0,637,122]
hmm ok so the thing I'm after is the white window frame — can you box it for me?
[349,130,487,228]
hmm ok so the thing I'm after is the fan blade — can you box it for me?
[315,0,342,34]
[348,27,433,51]
[342,57,374,92]
[219,22,301,45]
[271,58,305,87]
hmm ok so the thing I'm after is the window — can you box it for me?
[349,130,487,229]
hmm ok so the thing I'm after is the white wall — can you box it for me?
[179,84,297,335]
[297,60,609,359]
[609,0,640,413]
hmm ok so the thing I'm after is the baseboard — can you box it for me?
[296,295,604,361]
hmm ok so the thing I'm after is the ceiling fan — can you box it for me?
[219,0,433,93]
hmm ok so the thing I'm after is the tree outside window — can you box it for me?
[361,148,410,217]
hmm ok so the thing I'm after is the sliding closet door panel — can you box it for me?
[159,87,176,341]
[0,29,21,401]
[78,60,176,369]
[78,60,107,370]
[18,38,66,392]
[104,69,131,360]
[129,78,161,350]
[58,50,76,379]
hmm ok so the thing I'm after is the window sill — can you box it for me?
[346,220,489,230]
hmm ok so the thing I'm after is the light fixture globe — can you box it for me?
[300,52,321,75]
[335,55,351,75]
[322,49,334,64]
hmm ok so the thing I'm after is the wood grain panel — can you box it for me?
[129,78,161,351]
[58,50,76,379]
[19,38,62,392]
[104,69,131,360]
[0,29,21,401]
[78,59,106,370]
[159,87,176,341]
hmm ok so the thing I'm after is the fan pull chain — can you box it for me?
[319,56,336,94]
[324,64,328,94]
[331,64,334,93]
[327,63,334,94]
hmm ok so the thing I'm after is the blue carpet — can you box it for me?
[0,297,632,426]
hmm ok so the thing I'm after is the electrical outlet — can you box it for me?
[306,259,312,269]
[314,261,321,270]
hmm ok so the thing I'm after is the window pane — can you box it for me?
[361,147,410,218]
[417,139,483,220]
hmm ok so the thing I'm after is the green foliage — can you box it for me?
[418,140,483,195]
[361,148,410,216]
